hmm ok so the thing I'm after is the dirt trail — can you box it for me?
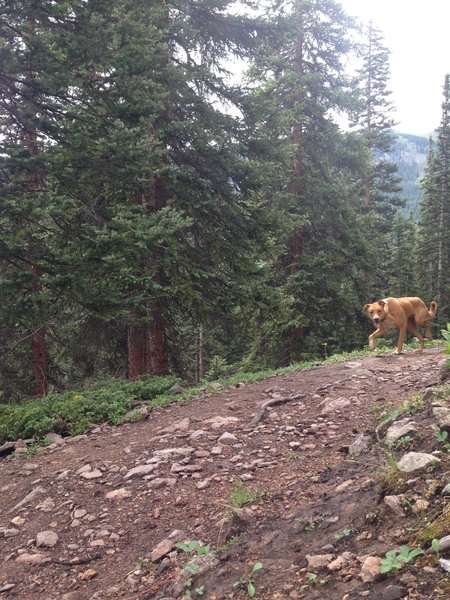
[1,347,449,600]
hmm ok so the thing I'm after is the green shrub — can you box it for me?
[0,375,181,443]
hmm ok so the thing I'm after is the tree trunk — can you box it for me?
[31,325,48,396]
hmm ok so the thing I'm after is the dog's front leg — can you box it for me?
[395,325,407,354]
[368,328,384,351]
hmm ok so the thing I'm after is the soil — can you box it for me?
[1,346,450,600]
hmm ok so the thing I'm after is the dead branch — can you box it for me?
[249,393,304,428]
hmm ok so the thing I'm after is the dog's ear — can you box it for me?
[363,304,369,312]
[379,300,385,308]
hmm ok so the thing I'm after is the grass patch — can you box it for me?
[229,478,263,509]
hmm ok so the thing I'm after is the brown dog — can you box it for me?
[363,297,437,354]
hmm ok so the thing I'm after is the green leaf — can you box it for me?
[247,582,256,598]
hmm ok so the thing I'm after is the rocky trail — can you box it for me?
[1,347,450,600]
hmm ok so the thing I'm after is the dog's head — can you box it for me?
[363,300,386,328]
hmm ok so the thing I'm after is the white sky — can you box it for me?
[340,0,450,136]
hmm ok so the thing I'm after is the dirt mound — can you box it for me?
[1,347,449,599]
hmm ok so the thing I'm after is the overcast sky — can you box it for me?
[340,0,450,136]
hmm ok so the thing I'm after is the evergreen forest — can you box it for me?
[1,0,449,403]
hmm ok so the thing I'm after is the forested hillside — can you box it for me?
[0,1,449,402]
[389,133,428,218]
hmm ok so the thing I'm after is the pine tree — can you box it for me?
[242,0,370,362]
[350,22,403,298]
[1,0,273,392]
[418,74,450,323]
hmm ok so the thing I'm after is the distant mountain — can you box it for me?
[389,133,430,219]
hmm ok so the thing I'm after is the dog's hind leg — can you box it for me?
[407,318,425,351]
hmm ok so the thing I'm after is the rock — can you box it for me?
[9,486,46,513]
[439,558,450,573]
[10,516,25,527]
[305,554,334,569]
[36,530,59,548]
[16,553,51,565]
[170,463,203,474]
[202,416,239,429]
[78,569,98,581]
[439,360,450,383]
[327,555,348,571]
[80,468,103,480]
[45,432,65,445]
[427,534,450,555]
[160,418,190,434]
[0,441,16,457]
[381,585,408,600]
[153,447,194,460]
[218,432,238,444]
[73,508,87,519]
[349,433,372,456]
[433,407,450,431]
[335,479,354,493]
[1,528,20,538]
[397,452,440,473]
[321,397,352,415]
[147,478,177,489]
[151,538,175,562]
[189,430,206,440]
[124,464,158,480]
[385,420,417,444]
[35,497,55,512]
[384,495,406,517]
[442,483,450,496]
[105,488,132,501]
[124,406,149,422]
[0,585,16,593]
[359,556,383,583]
[196,479,210,490]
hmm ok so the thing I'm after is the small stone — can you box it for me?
[36,497,55,512]
[196,479,210,490]
[105,488,132,500]
[397,452,440,473]
[384,495,405,517]
[36,530,59,548]
[348,433,372,456]
[45,432,65,445]
[381,584,408,600]
[321,397,352,415]
[0,585,16,593]
[124,464,158,480]
[78,569,97,581]
[10,516,25,527]
[439,558,450,573]
[359,556,383,583]
[1,528,20,538]
[385,420,417,444]
[335,480,354,493]
[305,554,334,569]
[218,432,238,444]
[151,539,175,562]
[80,469,103,479]
[16,553,51,565]
[73,508,87,519]
[202,416,239,429]
[327,555,348,571]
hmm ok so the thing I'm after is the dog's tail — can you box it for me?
[428,301,438,319]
